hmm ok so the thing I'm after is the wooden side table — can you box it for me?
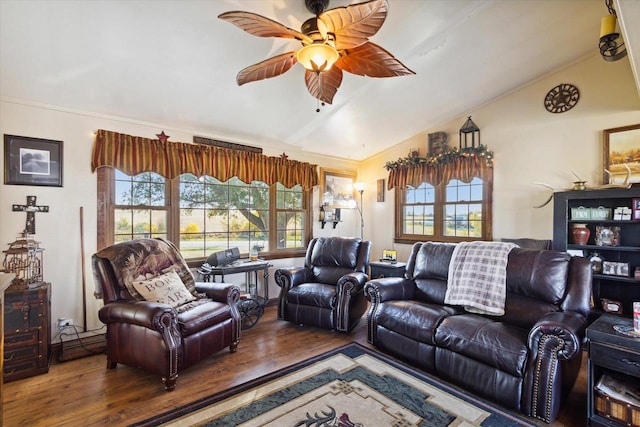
[369,261,406,279]
[3,282,51,382]
[586,314,640,426]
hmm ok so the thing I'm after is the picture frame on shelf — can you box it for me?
[427,131,448,156]
[4,134,63,187]
[382,249,397,262]
[633,198,640,220]
[595,225,620,247]
[319,168,357,208]
[602,261,629,277]
[603,124,640,185]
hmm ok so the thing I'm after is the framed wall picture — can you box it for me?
[377,179,385,202]
[603,124,640,185]
[4,135,63,187]
[320,168,357,208]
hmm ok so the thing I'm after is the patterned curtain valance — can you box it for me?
[385,146,494,189]
[91,129,318,190]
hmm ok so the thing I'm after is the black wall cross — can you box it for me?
[12,196,49,234]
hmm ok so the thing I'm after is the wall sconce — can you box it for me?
[319,205,341,229]
[459,116,480,149]
[599,0,627,62]
[353,182,367,239]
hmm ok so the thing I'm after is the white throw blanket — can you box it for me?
[444,241,517,316]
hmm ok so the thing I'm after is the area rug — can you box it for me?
[132,343,536,427]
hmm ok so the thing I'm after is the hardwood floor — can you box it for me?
[3,306,587,426]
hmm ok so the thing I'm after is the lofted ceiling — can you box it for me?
[1,0,638,161]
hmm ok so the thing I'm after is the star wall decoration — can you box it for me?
[156,131,170,143]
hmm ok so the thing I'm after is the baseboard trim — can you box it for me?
[52,333,107,362]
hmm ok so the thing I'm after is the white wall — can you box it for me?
[2,52,639,341]
[0,102,359,336]
[360,53,640,261]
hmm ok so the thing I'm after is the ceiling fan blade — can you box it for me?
[319,0,388,50]
[219,11,312,44]
[305,67,343,104]
[237,52,298,86]
[336,41,414,78]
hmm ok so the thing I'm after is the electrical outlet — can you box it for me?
[57,317,73,331]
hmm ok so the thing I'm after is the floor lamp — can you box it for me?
[353,182,367,239]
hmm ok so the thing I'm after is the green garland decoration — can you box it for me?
[384,145,494,170]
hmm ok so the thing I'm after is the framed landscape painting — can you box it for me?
[4,134,63,187]
[320,168,357,208]
[603,124,640,185]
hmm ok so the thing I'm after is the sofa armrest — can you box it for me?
[274,267,314,290]
[337,271,368,295]
[98,300,176,331]
[525,311,587,422]
[528,311,586,360]
[364,277,415,303]
[195,281,241,305]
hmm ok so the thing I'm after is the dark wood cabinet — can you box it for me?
[3,282,51,382]
[586,314,640,426]
[553,189,640,319]
[369,261,406,279]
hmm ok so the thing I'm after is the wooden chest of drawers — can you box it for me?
[3,282,51,382]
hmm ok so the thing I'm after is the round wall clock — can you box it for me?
[544,83,580,113]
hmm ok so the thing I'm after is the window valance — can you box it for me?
[91,129,318,190]
[385,146,494,189]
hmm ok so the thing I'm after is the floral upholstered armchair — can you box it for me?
[92,238,241,391]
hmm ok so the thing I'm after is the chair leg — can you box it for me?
[230,340,239,353]
[163,375,178,391]
[106,358,117,369]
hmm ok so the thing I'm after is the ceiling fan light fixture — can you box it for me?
[296,42,339,72]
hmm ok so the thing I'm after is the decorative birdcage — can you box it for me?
[2,232,44,287]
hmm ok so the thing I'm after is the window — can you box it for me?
[396,177,491,243]
[98,168,311,260]
[113,171,168,242]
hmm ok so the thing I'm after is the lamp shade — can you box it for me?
[353,182,367,192]
[296,43,339,72]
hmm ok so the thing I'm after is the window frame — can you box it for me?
[394,176,493,244]
[97,168,312,261]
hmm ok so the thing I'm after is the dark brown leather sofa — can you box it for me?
[92,238,241,391]
[365,242,591,423]
[275,236,372,332]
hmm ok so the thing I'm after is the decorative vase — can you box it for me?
[571,223,590,245]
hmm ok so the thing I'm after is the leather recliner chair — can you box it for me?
[92,238,241,391]
[274,236,371,332]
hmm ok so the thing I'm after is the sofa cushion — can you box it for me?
[434,314,529,377]
[506,249,569,304]
[287,283,336,309]
[375,300,456,345]
[177,299,232,336]
[407,242,456,304]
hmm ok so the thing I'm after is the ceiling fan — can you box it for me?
[218,0,414,105]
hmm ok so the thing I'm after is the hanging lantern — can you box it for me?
[459,116,480,149]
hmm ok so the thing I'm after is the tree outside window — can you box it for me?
[99,168,310,260]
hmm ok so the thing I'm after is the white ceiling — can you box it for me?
[1,0,638,161]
